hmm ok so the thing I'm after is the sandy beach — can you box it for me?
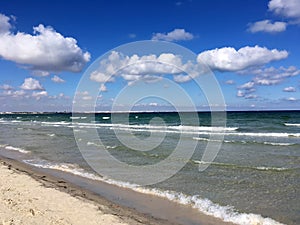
[0,156,232,225]
[0,158,166,225]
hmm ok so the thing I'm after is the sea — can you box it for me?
[0,111,299,225]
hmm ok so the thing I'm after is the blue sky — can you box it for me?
[0,0,299,112]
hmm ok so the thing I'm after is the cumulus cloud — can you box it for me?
[0,84,13,90]
[283,86,296,92]
[239,81,255,89]
[0,14,12,34]
[248,20,287,33]
[32,91,48,100]
[269,0,300,21]
[237,90,245,97]
[286,97,297,101]
[2,89,26,98]
[90,51,204,84]
[249,66,300,85]
[75,91,93,101]
[225,80,235,85]
[152,29,194,41]
[20,78,44,90]
[245,94,258,99]
[0,13,90,74]
[197,45,288,72]
[237,66,300,99]
[51,75,65,83]
[99,83,107,92]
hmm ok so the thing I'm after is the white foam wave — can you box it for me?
[24,159,103,181]
[193,160,289,172]
[137,189,284,225]
[1,118,299,139]
[70,116,87,119]
[255,166,288,171]
[226,132,300,138]
[106,145,117,149]
[284,123,300,127]
[262,142,294,146]
[23,159,284,225]
[192,137,296,146]
[106,125,299,138]
[192,137,235,143]
[47,133,56,137]
[170,125,238,132]
[1,145,30,154]
[86,142,117,149]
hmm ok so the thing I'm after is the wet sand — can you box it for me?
[0,156,233,225]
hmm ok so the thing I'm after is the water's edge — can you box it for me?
[0,154,233,225]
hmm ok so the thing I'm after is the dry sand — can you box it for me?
[0,162,130,225]
[0,159,168,225]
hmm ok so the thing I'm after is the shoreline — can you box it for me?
[0,155,232,225]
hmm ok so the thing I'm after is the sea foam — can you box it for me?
[23,158,284,225]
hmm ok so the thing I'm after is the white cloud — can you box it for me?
[0,13,90,74]
[248,20,287,33]
[90,71,115,83]
[283,86,296,92]
[239,81,255,89]
[238,81,256,98]
[225,80,235,85]
[197,45,288,72]
[75,91,93,101]
[250,66,300,85]
[0,84,13,90]
[51,75,65,83]
[90,51,202,84]
[237,90,245,97]
[99,83,107,92]
[237,66,299,99]
[152,29,194,41]
[32,91,48,100]
[0,14,11,34]
[2,89,27,98]
[286,97,297,101]
[32,70,50,77]
[245,94,258,99]
[20,78,44,90]
[269,0,300,20]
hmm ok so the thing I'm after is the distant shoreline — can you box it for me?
[1,109,300,114]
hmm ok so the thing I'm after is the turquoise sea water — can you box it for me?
[0,111,299,225]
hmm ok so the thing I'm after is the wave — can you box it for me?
[193,161,290,172]
[70,116,87,119]
[24,159,103,181]
[0,144,30,154]
[192,137,296,146]
[262,142,294,146]
[23,158,284,225]
[284,123,300,127]
[87,141,118,149]
[193,137,236,143]
[1,118,300,138]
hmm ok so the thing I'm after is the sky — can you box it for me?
[0,0,299,112]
